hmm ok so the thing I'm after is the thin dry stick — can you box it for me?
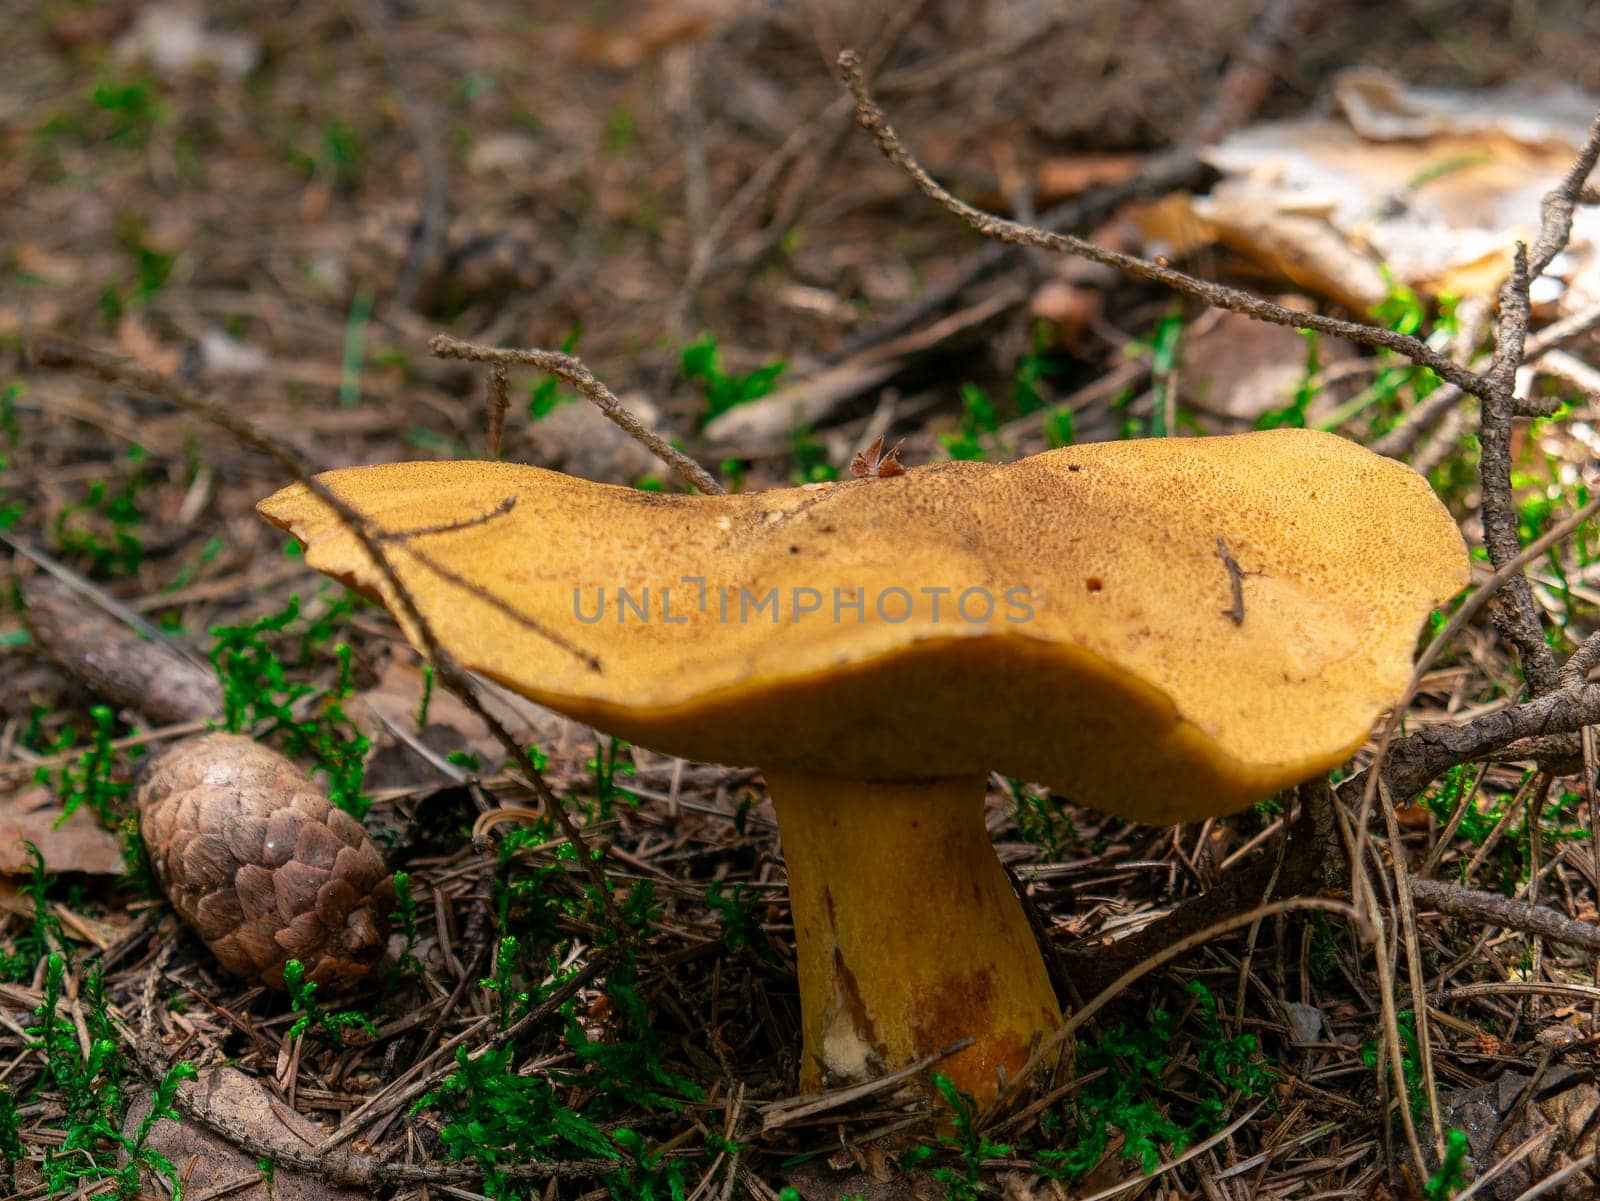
[1529,115,1600,277]
[1378,774,1443,1151]
[834,0,1312,366]
[1372,297,1600,460]
[1455,1127,1560,1201]
[1350,489,1600,912]
[1357,822,1430,1182]
[485,362,510,458]
[31,336,625,930]
[1505,1153,1600,1201]
[1481,246,1561,693]
[1419,762,1491,879]
[834,49,1492,400]
[429,333,724,495]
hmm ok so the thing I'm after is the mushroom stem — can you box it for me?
[765,770,1063,1104]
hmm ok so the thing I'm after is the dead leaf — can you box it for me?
[199,329,270,377]
[116,312,182,374]
[12,243,85,287]
[1029,279,1103,343]
[121,1065,365,1201]
[704,285,1023,451]
[1035,153,1145,204]
[1136,68,1600,314]
[352,655,591,789]
[571,0,741,68]
[1180,308,1356,427]
[523,394,664,485]
[115,3,261,80]
[0,787,126,876]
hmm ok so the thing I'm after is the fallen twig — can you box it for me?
[429,333,724,495]
[19,573,221,727]
[1411,878,1600,955]
[835,49,1492,399]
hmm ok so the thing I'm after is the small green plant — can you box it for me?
[52,467,147,577]
[705,880,769,957]
[1037,982,1275,1181]
[529,328,582,419]
[560,953,701,1111]
[1512,448,1596,643]
[319,119,363,191]
[117,1060,198,1200]
[0,842,65,980]
[941,383,1000,461]
[0,1086,23,1190]
[35,704,129,827]
[1421,765,1497,846]
[789,425,837,483]
[391,870,421,974]
[1043,404,1075,448]
[680,332,785,423]
[1005,779,1076,860]
[1361,1008,1427,1120]
[1011,322,1063,415]
[421,1043,617,1201]
[1319,279,1457,435]
[1306,911,1340,989]
[1143,306,1186,438]
[33,708,150,887]
[414,665,435,731]
[209,593,372,818]
[588,737,636,821]
[283,958,377,1046]
[1423,765,1589,891]
[90,76,162,144]
[900,1074,1012,1201]
[27,954,194,1198]
[1187,980,1277,1124]
[1038,1008,1187,1179]
[603,106,640,155]
[1423,1127,1471,1199]
[0,383,20,456]
[606,1128,689,1201]
[481,935,529,1029]
[338,290,372,408]
[1257,331,1321,429]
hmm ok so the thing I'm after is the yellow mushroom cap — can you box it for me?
[259,428,1467,825]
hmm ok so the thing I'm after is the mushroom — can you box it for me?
[259,427,1467,1104]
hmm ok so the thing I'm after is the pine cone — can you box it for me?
[137,733,393,990]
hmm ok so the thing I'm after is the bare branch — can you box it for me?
[430,333,724,495]
[833,49,1493,401]
[1530,115,1600,277]
[1481,246,1562,693]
